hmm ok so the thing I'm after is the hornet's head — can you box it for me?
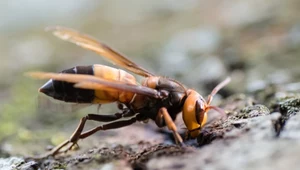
[182,77,231,138]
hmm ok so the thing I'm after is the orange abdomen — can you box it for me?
[92,64,137,104]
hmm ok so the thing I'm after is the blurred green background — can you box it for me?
[0,0,300,156]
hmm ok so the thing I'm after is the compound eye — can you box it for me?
[195,99,205,124]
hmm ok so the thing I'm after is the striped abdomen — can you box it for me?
[39,64,137,104]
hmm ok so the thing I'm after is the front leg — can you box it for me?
[156,107,184,145]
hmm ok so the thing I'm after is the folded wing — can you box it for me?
[46,26,154,77]
[26,72,160,99]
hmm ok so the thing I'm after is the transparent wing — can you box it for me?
[46,26,154,77]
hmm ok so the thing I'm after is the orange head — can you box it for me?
[182,77,231,138]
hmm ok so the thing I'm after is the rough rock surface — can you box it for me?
[2,91,298,170]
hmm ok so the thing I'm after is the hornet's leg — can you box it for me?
[40,109,135,158]
[78,116,137,139]
[69,108,134,143]
[59,116,138,154]
[157,107,184,145]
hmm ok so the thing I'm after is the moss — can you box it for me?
[269,95,300,136]
[272,95,300,117]
[0,76,39,140]
[239,104,270,119]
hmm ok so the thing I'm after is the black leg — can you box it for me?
[69,108,134,142]
[41,110,136,158]
[79,116,137,139]
[60,116,138,154]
